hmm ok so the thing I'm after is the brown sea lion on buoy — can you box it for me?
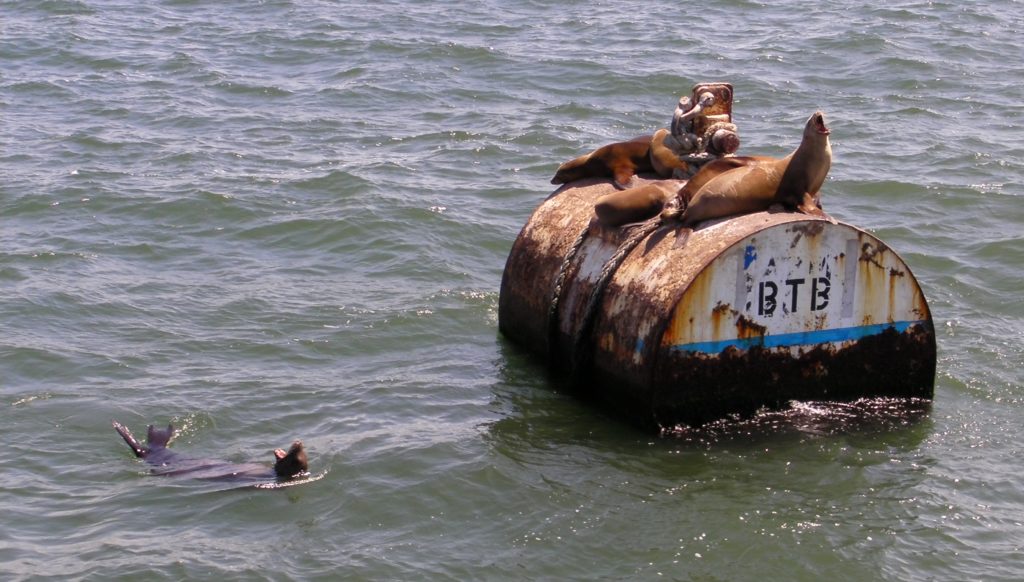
[113,421,309,483]
[594,181,679,227]
[594,155,781,228]
[659,154,778,219]
[551,135,654,190]
[678,111,832,227]
[648,129,689,178]
[594,154,781,227]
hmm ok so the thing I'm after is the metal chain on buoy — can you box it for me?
[570,215,664,378]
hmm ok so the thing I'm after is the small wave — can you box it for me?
[253,469,328,490]
[33,0,94,16]
[211,80,293,98]
[661,397,932,442]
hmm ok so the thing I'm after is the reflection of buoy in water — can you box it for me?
[498,177,936,431]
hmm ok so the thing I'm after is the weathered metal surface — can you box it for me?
[674,82,734,151]
[498,177,936,430]
[498,176,618,355]
[643,216,934,428]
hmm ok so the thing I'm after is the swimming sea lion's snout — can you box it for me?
[273,440,308,478]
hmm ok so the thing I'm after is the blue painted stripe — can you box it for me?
[667,320,926,354]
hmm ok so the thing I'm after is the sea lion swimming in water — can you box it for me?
[551,135,655,190]
[113,421,308,482]
[678,111,832,227]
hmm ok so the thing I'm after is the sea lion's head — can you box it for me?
[805,111,830,137]
[273,440,309,478]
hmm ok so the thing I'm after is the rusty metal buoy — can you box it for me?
[498,178,936,430]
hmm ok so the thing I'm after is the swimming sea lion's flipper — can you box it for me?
[146,424,175,449]
[112,421,147,458]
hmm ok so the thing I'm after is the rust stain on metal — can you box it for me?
[858,239,881,319]
[860,240,888,269]
[792,221,826,237]
[813,312,829,331]
[788,221,824,249]
[710,302,731,341]
[735,314,767,339]
[665,267,714,348]
[888,268,898,318]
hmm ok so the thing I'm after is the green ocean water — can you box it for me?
[2,1,1022,579]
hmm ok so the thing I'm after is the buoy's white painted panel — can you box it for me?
[663,220,930,355]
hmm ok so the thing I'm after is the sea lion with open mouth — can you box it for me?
[113,421,308,483]
[678,111,833,227]
[591,112,832,228]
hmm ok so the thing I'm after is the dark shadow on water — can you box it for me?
[487,336,648,445]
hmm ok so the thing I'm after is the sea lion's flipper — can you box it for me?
[611,169,639,191]
[649,129,688,178]
[796,198,838,224]
[112,421,147,458]
[672,228,693,249]
[146,424,175,449]
[595,183,674,227]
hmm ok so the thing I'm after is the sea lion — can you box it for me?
[594,181,679,227]
[662,154,778,216]
[551,135,654,190]
[648,129,689,178]
[113,421,308,482]
[595,155,780,228]
[678,111,832,227]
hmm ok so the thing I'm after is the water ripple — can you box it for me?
[2,0,1023,579]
